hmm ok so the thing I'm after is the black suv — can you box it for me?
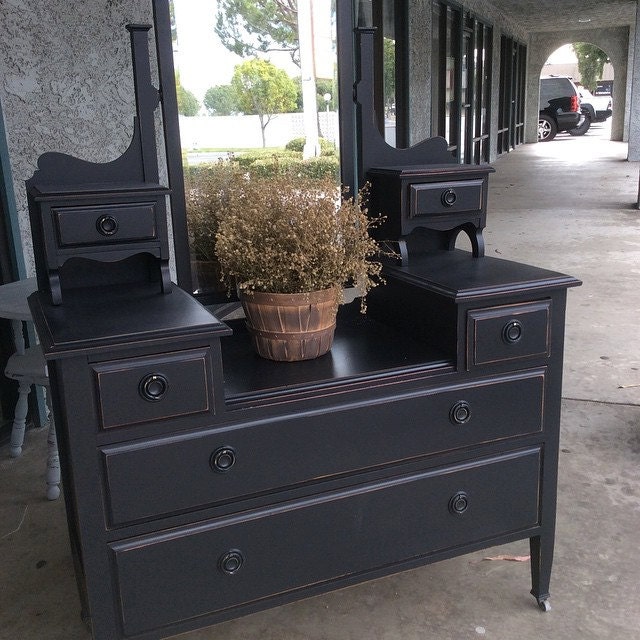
[538,75,581,141]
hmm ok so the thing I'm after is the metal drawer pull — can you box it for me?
[449,491,469,515]
[138,374,168,402]
[502,320,523,344]
[210,447,236,472]
[449,400,471,425]
[96,214,119,236]
[441,188,457,207]
[219,550,244,575]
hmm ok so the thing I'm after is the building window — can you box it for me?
[497,36,527,155]
[431,1,492,164]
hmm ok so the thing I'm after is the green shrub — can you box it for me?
[248,156,302,178]
[246,155,339,180]
[298,156,340,180]
[285,137,336,156]
[184,162,245,261]
[284,137,305,153]
[320,138,337,156]
[231,149,299,169]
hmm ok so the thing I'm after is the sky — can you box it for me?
[172,0,333,102]
[172,0,242,101]
[546,44,578,64]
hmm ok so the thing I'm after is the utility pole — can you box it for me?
[298,0,320,159]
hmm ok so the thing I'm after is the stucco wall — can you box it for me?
[0,0,153,274]
[465,0,528,42]
[403,0,527,159]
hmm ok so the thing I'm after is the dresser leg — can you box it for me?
[529,535,553,611]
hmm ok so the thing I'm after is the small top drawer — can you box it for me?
[92,348,213,430]
[467,300,551,369]
[409,179,484,218]
[54,202,158,247]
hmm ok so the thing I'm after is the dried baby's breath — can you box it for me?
[213,173,385,310]
[184,162,245,262]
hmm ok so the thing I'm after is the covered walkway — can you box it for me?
[1,125,639,639]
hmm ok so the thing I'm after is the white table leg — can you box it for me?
[45,390,60,500]
[9,380,30,457]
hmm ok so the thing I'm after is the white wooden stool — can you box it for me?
[4,344,60,500]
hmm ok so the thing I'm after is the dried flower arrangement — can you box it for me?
[213,172,385,309]
[184,163,241,264]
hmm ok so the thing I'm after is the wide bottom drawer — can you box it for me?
[111,448,541,636]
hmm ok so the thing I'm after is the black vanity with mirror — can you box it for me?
[27,6,579,640]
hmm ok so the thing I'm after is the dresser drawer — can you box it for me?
[54,202,158,247]
[409,179,484,218]
[102,370,545,525]
[92,348,213,430]
[467,301,551,369]
[111,448,540,636]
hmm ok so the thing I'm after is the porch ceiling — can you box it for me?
[490,0,637,32]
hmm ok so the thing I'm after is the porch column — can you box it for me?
[628,1,640,160]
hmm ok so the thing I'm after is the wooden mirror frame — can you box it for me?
[152,0,359,292]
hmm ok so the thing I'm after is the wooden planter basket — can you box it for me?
[240,289,338,361]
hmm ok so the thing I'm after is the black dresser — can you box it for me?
[25,19,580,640]
[29,248,579,639]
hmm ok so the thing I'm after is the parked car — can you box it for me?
[538,75,582,141]
[595,80,613,96]
[569,84,613,136]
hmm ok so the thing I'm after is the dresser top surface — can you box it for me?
[386,250,581,301]
[222,302,453,405]
[368,164,496,179]
[28,181,170,201]
[30,284,230,358]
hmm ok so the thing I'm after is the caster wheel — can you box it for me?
[81,609,92,631]
[538,599,551,612]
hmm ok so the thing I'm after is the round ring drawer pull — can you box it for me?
[138,374,168,402]
[449,400,471,425]
[441,188,457,207]
[219,550,244,575]
[210,447,236,473]
[449,491,469,515]
[96,214,119,236]
[502,320,523,344]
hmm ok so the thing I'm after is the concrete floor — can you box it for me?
[1,122,639,640]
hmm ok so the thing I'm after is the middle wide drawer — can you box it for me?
[102,370,545,527]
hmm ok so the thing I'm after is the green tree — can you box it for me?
[293,76,304,112]
[175,73,200,116]
[169,1,177,44]
[315,77,337,111]
[573,42,609,91]
[292,77,337,113]
[203,85,238,116]
[215,0,299,65]
[383,37,396,117]
[231,58,298,147]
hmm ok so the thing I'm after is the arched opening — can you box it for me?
[526,29,627,146]
[538,42,614,143]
